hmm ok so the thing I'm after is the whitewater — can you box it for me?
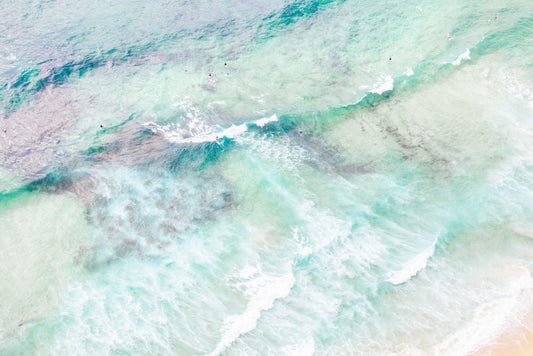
[1,0,533,355]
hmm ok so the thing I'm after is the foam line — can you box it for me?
[370,75,394,94]
[452,49,471,66]
[144,115,278,144]
[207,272,295,356]
[387,240,437,285]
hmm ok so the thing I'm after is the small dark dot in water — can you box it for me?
[299,131,303,136]
[209,73,212,77]
[223,62,227,66]
[100,124,103,129]
[3,130,6,133]
[389,57,392,61]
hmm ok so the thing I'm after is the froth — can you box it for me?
[144,115,278,144]
[207,272,295,356]
[387,239,437,285]
[452,49,471,66]
[434,266,533,356]
[370,75,394,94]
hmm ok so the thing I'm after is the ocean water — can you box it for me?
[1,0,533,355]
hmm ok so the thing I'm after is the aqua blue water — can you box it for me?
[1,1,533,355]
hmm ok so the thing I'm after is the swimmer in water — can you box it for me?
[448,33,452,40]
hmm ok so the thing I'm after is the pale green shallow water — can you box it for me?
[1,1,533,355]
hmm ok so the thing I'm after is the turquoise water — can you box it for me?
[1,1,533,355]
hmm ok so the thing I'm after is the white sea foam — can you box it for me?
[207,272,295,356]
[207,100,227,108]
[253,114,279,127]
[436,298,515,356]
[143,115,278,144]
[434,265,533,356]
[370,75,394,94]
[234,134,355,257]
[293,228,313,257]
[387,240,437,285]
[404,68,414,76]
[452,49,471,66]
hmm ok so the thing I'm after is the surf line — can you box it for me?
[144,114,279,144]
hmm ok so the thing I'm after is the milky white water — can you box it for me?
[1,0,533,355]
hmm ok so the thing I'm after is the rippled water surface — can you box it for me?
[1,1,533,355]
